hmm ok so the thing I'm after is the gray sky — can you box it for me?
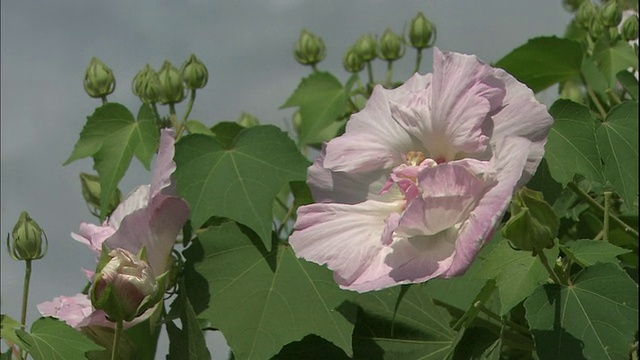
[1,1,571,358]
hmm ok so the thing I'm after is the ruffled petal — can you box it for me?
[150,129,178,199]
[290,200,404,289]
[71,222,116,255]
[37,294,95,329]
[108,185,150,230]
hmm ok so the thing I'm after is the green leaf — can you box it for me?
[352,284,459,360]
[65,103,159,219]
[449,326,499,360]
[561,239,632,267]
[478,238,559,315]
[166,293,211,360]
[593,39,638,89]
[1,314,27,350]
[185,120,215,136]
[210,121,245,149]
[183,222,356,360]
[616,70,639,100]
[525,263,638,360]
[581,57,610,101]
[495,37,583,93]
[1,348,11,360]
[280,72,356,146]
[16,318,103,360]
[545,99,604,185]
[272,335,350,360]
[596,101,639,210]
[174,125,309,249]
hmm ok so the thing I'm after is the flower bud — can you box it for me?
[6,211,47,261]
[181,54,209,90]
[294,30,326,66]
[83,57,115,99]
[408,12,435,49]
[576,1,597,28]
[378,28,405,61]
[354,34,377,62]
[559,81,584,103]
[600,0,622,27]
[590,12,607,38]
[237,112,259,128]
[621,15,639,41]
[342,46,365,73]
[132,64,161,104]
[502,188,559,254]
[157,61,185,105]
[563,0,586,12]
[79,173,121,217]
[91,248,163,322]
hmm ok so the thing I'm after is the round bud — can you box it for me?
[7,211,48,261]
[293,30,326,66]
[181,54,209,90]
[600,0,622,27]
[83,57,115,99]
[354,34,377,62]
[408,12,435,49]
[132,64,161,104]
[378,28,405,61]
[342,46,365,73]
[157,61,185,105]
[576,1,597,28]
[621,14,639,41]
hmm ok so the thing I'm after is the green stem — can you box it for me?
[603,191,612,242]
[537,250,563,285]
[277,203,296,237]
[177,89,197,140]
[473,301,530,336]
[581,74,607,119]
[311,64,317,72]
[101,96,108,105]
[111,320,123,360]
[366,61,374,88]
[414,48,423,73]
[605,89,622,105]
[385,61,393,88]
[151,103,162,127]
[568,182,639,238]
[168,103,179,131]
[21,260,32,328]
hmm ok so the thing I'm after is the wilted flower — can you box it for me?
[91,248,162,322]
[39,130,189,327]
[289,48,553,292]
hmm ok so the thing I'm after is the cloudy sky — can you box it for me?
[1,1,572,358]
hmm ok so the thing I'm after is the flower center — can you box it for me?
[405,151,426,166]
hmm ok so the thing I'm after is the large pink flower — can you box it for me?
[289,48,553,292]
[38,129,190,328]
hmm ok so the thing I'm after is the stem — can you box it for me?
[473,301,530,336]
[101,96,108,105]
[603,191,612,242]
[20,260,32,328]
[414,48,423,73]
[605,89,622,105]
[537,250,563,285]
[277,203,296,236]
[177,89,197,140]
[311,64,317,72]
[151,103,162,127]
[385,61,393,88]
[168,103,179,131]
[111,320,123,360]
[581,74,607,119]
[366,61,374,88]
[568,182,639,238]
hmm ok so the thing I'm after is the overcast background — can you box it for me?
[1,1,572,358]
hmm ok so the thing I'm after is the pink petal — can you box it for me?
[37,294,94,329]
[150,129,178,199]
[71,222,116,255]
[290,200,404,289]
[108,185,150,230]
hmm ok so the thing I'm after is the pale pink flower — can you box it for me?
[39,129,189,327]
[289,48,553,292]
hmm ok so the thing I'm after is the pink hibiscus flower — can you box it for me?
[38,129,190,328]
[289,48,553,292]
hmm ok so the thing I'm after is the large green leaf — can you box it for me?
[16,318,103,360]
[524,263,638,360]
[280,71,356,146]
[616,70,639,100]
[478,238,559,315]
[174,125,309,249]
[166,293,211,360]
[593,39,638,89]
[272,335,350,360]
[183,222,356,360]
[561,239,632,267]
[495,37,583,93]
[596,101,639,210]
[352,284,459,360]
[1,314,27,350]
[545,99,604,185]
[65,103,159,219]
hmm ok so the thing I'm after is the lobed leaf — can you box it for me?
[16,318,103,360]
[561,239,632,267]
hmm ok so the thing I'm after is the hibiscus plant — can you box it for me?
[2,3,638,360]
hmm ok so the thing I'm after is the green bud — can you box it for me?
[132,64,161,104]
[157,61,185,105]
[237,112,260,128]
[6,211,47,261]
[181,54,209,90]
[342,46,365,73]
[590,12,607,38]
[79,173,121,217]
[378,28,405,61]
[354,34,377,62]
[293,30,326,66]
[621,15,639,41]
[502,188,559,254]
[91,248,165,322]
[576,1,598,28]
[563,0,587,12]
[408,12,435,49]
[600,0,622,27]
[559,81,584,103]
[83,57,115,99]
